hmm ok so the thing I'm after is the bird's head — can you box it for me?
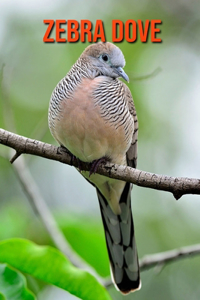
[81,42,129,82]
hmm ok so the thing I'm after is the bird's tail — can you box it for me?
[96,182,141,294]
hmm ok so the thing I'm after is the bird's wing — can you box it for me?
[122,83,138,169]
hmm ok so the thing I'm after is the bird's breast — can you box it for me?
[51,76,132,164]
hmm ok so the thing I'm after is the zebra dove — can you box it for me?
[48,42,141,294]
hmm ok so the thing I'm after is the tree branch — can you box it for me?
[0,128,200,200]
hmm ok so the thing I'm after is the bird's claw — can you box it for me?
[89,157,107,177]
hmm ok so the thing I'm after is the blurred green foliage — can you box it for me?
[0,0,200,299]
[0,264,35,300]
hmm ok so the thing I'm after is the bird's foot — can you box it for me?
[58,146,82,170]
[69,153,83,171]
[89,157,107,177]
[74,156,83,171]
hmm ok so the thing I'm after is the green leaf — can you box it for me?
[0,239,112,300]
[0,293,6,300]
[0,263,35,300]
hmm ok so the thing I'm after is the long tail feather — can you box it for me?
[96,183,141,294]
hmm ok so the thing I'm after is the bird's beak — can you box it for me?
[115,66,129,82]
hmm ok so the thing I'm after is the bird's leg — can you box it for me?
[69,154,83,171]
[58,145,74,164]
[58,145,82,170]
[74,157,83,171]
[89,156,108,176]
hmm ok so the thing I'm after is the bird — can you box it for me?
[48,42,141,294]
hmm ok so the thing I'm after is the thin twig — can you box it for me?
[0,128,200,200]
[128,67,162,82]
[139,243,200,270]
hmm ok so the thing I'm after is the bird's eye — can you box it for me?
[102,54,108,62]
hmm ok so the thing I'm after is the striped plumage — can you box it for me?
[48,42,141,294]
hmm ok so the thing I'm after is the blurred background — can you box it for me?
[0,0,200,299]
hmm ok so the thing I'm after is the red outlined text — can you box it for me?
[43,19,162,43]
